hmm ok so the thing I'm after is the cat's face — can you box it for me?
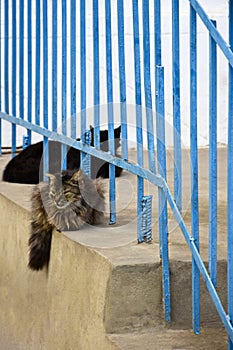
[47,170,83,206]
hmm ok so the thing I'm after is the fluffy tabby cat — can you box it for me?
[28,169,105,271]
[3,125,122,184]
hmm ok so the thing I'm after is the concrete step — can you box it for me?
[0,149,229,349]
[109,326,228,350]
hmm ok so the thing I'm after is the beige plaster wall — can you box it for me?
[0,193,118,350]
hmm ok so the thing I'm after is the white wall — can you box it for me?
[0,0,230,148]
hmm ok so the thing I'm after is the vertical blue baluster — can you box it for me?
[70,0,76,139]
[172,0,182,212]
[11,0,16,156]
[117,0,128,161]
[22,135,29,150]
[132,0,144,243]
[154,0,161,67]
[82,130,91,176]
[4,0,9,115]
[43,0,49,180]
[228,2,233,349]
[80,0,86,167]
[93,0,100,149]
[35,0,40,125]
[154,0,162,255]
[105,0,116,225]
[52,0,57,132]
[156,65,170,322]
[141,195,153,242]
[142,0,156,174]
[27,0,32,144]
[190,4,200,335]
[43,1,48,127]
[61,0,67,170]
[209,20,217,287]
[19,0,24,120]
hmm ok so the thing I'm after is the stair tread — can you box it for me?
[109,326,227,350]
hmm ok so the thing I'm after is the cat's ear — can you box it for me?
[70,169,84,184]
[114,125,121,137]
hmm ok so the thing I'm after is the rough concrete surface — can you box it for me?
[0,148,229,349]
[109,327,228,350]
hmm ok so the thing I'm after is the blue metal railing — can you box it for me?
[190,5,200,335]
[93,0,100,150]
[43,0,49,179]
[228,2,233,348]
[0,0,233,347]
[132,0,145,244]
[27,0,32,145]
[209,19,217,288]
[70,0,76,139]
[52,0,58,133]
[105,0,116,225]
[172,0,182,213]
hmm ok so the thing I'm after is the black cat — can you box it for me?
[2,125,122,184]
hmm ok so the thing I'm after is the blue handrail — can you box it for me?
[0,1,233,346]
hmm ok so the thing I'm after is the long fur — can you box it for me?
[3,126,122,184]
[28,169,105,271]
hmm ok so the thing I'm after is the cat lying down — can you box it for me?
[3,125,123,184]
[28,169,105,271]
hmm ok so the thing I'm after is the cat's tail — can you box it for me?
[28,222,53,271]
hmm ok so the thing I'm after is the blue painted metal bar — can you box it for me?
[82,130,91,177]
[11,0,16,156]
[22,135,29,150]
[61,0,67,170]
[93,0,100,149]
[172,0,182,212]
[80,0,90,172]
[27,0,32,144]
[164,182,233,343]
[154,0,161,67]
[228,2,233,349]
[35,0,40,125]
[141,195,153,243]
[142,0,156,174]
[19,0,24,119]
[132,0,144,243]
[4,0,9,115]
[70,0,76,139]
[80,0,86,166]
[190,4,200,335]
[189,0,233,69]
[105,0,116,225]
[43,0,49,180]
[154,0,162,255]
[117,0,128,161]
[156,65,170,322]
[43,0,48,130]
[209,20,217,287]
[52,0,57,132]
[0,112,164,189]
